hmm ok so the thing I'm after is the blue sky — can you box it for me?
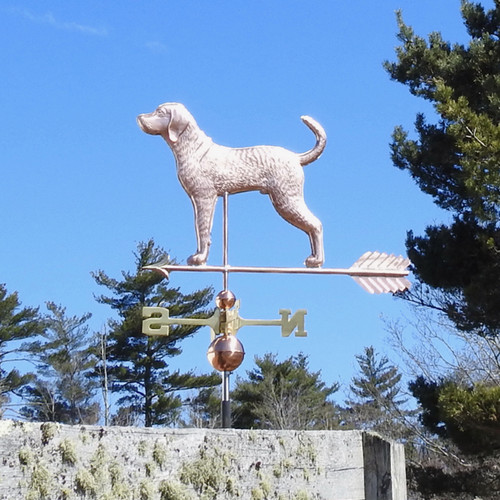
[1,1,479,408]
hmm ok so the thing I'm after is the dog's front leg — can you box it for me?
[187,194,217,266]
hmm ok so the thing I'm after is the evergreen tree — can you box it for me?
[110,405,141,427]
[232,353,341,430]
[410,375,500,454]
[92,239,220,427]
[183,387,221,428]
[384,3,500,494]
[0,284,45,414]
[21,302,99,424]
[346,346,408,438]
[384,1,500,334]
[388,303,500,454]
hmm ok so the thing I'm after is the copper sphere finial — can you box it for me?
[207,335,245,372]
[215,290,236,310]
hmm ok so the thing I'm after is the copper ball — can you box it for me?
[215,290,236,310]
[207,335,245,372]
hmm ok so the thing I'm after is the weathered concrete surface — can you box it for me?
[0,420,406,499]
[363,433,407,500]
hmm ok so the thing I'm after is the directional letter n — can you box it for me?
[279,309,307,337]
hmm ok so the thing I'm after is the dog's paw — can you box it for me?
[305,255,323,268]
[187,253,208,266]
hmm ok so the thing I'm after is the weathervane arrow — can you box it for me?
[143,251,411,295]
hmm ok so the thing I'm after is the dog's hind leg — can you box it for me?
[269,194,324,268]
[187,194,217,266]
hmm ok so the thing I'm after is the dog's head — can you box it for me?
[137,102,191,144]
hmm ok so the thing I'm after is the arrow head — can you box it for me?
[350,252,411,294]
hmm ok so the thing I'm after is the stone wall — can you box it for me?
[0,420,406,500]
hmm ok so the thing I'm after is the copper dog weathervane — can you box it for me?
[137,102,411,427]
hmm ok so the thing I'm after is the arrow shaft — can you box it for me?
[145,264,408,278]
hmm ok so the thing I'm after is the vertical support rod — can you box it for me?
[222,192,229,291]
[221,192,231,428]
[221,371,231,428]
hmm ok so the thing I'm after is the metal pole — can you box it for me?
[221,371,231,428]
[222,192,229,291]
[221,192,231,428]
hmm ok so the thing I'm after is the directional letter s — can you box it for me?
[143,307,170,336]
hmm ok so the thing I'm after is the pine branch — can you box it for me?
[462,121,487,147]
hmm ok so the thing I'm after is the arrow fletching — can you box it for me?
[349,251,411,294]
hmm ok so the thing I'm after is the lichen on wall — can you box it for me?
[0,420,403,500]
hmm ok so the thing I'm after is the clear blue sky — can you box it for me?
[1,1,478,406]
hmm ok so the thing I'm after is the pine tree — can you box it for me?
[346,346,407,438]
[92,239,220,427]
[21,302,99,424]
[232,353,341,430]
[0,284,45,415]
[384,3,500,492]
[410,375,500,454]
[384,1,500,334]
[183,387,221,428]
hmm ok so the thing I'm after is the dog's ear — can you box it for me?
[167,104,190,143]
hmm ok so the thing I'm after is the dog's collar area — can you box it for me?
[194,135,213,161]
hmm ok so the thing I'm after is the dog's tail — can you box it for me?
[298,116,327,166]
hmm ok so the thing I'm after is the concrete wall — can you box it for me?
[0,420,406,500]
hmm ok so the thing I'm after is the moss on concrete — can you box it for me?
[75,468,97,497]
[18,447,33,467]
[293,490,311,500]
[251,487,265,500]
[158,480,192,500]
[138,480,155,500]
[1,423,392,500]
[179,443,237,499]
[40,422,58,445]
[137,440,148,457]
[59,438,78,466]
[27,460,51,500]
[153,440,167,468]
